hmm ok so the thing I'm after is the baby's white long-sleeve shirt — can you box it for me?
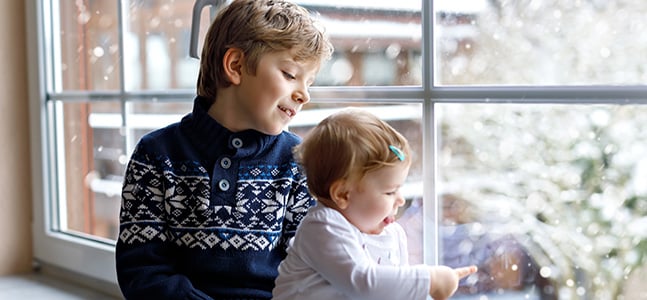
[273,204,430,300]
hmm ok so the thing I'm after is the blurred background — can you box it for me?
[36,1,647,299]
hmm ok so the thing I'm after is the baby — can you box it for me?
[273,108,477,300]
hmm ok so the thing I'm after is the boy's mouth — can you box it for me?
[279,105,296,118]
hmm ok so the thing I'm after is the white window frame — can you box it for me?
[26,0,647,286]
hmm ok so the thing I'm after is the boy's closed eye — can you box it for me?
[282,71,296,80]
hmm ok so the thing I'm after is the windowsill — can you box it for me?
[0,265,122,299]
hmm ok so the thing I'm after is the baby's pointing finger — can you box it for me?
[455,265,478,279]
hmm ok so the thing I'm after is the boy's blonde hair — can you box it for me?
[295,108,412,208]
[197,0,333,101]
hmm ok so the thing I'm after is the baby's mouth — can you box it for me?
[383,215,396,225]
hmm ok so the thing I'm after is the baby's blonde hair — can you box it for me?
[197,0,333,101]
[295,108,411,208]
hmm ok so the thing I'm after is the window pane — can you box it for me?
[57,0,424,92]
[53,100,192,241]
[304,0,423,86]
[437,103,647,299]
[55,1,120,91]
[435,0,647,85]
[121,0,423,89]
[124,0,202,90]
[53,100,126,240]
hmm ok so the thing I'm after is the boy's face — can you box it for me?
[235,50,320,135]
[341,163,409,235]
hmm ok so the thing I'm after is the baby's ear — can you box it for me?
[329,179,350,210]
[223,48,244,85]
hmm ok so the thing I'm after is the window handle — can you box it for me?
[190,0,227,59]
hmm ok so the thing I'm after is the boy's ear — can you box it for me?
[223,48,244,85]
[330,179,350,210]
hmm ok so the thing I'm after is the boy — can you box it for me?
[272,109,477,300]
[115,0,333,299]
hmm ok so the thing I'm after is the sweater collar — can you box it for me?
[181,96,279,161]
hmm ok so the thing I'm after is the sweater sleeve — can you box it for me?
[115,145,212,300]
[297,209,431,300]
[280,170,315,246]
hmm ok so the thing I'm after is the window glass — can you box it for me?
[52,100,192,241]
[54,1,120,91]
[435,103,647,299]
[435,1,647,85]
[123,0,202,90]
[55,0,422,91]
[51,100,125,240]
[308,0,423,86]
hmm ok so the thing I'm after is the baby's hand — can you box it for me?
[428,265,478,300]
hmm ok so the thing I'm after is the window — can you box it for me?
[29,0,647,298]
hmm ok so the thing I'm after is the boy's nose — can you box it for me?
[293,89,310,104]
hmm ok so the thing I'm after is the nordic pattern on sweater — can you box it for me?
[119,156,311,251]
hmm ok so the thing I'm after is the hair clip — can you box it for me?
[389,145,405,161]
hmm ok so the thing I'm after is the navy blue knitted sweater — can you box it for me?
[116,96,314,300]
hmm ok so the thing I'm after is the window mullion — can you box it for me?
[431,86,647,104]
[422,0,440,265]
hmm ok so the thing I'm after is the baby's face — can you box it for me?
[341,163,409,234]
